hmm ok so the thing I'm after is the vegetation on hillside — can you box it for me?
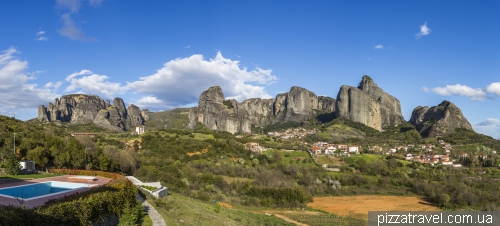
[144,108,191,130]
[4,112,500,225]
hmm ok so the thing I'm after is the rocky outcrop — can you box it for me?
[274,86,324,123]
[239,98,275,127]
[189,86,336,134]
[188,86,251,134]
[38,94,148,131]
[127,104,145,126]
[141,109,150,121]
[335,76,405,131]
[409,100,473,137]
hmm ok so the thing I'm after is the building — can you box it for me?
[19,160,35,171]
[136,125,145,135]
[70,132,95,138]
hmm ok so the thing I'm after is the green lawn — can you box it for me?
[0,173,62,180]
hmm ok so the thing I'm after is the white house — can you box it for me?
[324,146,336,155]
[136,125,145,135]
[441,160,453,166]
[348,146,359,154]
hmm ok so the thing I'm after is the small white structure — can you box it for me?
[126,176,168,198]
[348,146,359,154]
[136,125,145,135]
[19,160,35,171]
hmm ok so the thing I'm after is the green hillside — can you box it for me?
[144,108,191,130]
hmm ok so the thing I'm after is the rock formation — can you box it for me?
[409,100,473,137]
[335,76,405,131]
[38,94,148,131]
[188,86,251,134]
[188,86,336,134]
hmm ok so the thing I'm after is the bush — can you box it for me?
[5,154,20,175]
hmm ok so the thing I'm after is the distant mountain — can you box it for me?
[187,86,336,134]
[409,100,473,137]
[335,75,405,131]
[187,75,474,137]
[38,94,149,131]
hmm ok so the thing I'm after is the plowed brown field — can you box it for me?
[308,196,440,217]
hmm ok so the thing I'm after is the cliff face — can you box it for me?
[189,86,336,134]
[188,86,251,134]
[273,86,335,123]
[38,94,148,131]
[335,76,405,131]
[409,100,473,137]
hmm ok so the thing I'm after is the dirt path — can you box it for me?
[273,214,309,226]
[256,210,321,226]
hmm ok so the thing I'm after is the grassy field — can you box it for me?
[279,211,366,226]
[281,151,316,166]
[343,154,384,167]
[143,193,295,226]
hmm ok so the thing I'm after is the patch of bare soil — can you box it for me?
[217,202,233,208]
[308,195,440,217]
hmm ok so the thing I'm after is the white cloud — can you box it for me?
[185,45,191,48]
[44,81,63,90]
[135,96,164,108]
[55,0,81,13]
[35,30,49,41]
[474,118,500,139]
[64,70,129,98]
[374,45,384,49]
[422,86,430,92]
[486,82,500,96]
[58,13,95,42]
[0,47,59,110]
[55,0,96,42]
[89,0,104,7]
[476,118,500,127]
[127,51,277,109]
[429,84,486,101]
[415,22,431,39]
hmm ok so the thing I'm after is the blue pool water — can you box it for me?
[0,181,87,200]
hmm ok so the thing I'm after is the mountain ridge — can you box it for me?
[38,94,149,131]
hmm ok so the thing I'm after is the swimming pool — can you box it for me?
[0,181,89,200]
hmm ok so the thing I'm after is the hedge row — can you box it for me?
[49,168,123,180]
[0,170,136,226]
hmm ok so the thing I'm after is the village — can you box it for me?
[246,126,498,169]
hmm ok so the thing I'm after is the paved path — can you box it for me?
[137,194,167,226]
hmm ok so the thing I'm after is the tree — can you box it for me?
[26,146,49,169]
[439,193,451,208]
[5,154,20,175]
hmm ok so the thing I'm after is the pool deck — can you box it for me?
[0,175,111,208]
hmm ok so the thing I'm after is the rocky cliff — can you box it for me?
[188,86,251,134]
[38,94,148,131]
[409,100,473,137]
[188,86,336,134]
[335,76,405,131]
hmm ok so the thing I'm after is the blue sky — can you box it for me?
[1,0,499,138]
